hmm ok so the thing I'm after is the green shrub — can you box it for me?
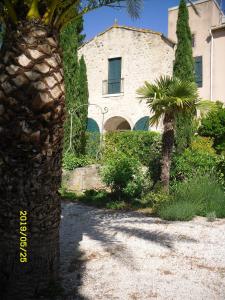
[159,175,225,221]
[82,189,109,207]
[171,137,225,188]
[103,131,161,183]
[159,201,197,221]
[141,191,171,212]
[216,155,225,188]
[198,102,225,153]
[103,131,161,165]
[190,136,216,155]
[106,201,127,210]
[63,152,93,170]
[101,152,144,199]
[171,147,217,181]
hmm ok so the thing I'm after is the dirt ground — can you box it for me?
[59,201,225,300]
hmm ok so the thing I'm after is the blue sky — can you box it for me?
[83,0,225,41]
[83,0,179,40]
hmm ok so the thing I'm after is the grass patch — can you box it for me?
[159,175,225,221]
[159,201,198,221]
[60,188,154,213]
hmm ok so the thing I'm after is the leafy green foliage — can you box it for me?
[171,147,217,181]
[103,131,160,166]
[101,153,144,199]
[63,152,93,170]
[216,156,225,188]
[198,102,225,153]
[103,131,161,184]
[171,136,217,181]
[190,136,216,154]
[159,175,225,221]
[141,191,171,212]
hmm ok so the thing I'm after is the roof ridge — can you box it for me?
[78,25,175,50]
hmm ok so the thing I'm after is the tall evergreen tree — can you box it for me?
[173,0,196,153]
[60,16,88,156]
[76,55,89,155]
[173,0,195,81]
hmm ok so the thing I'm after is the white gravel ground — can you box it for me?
[60,201,225,300]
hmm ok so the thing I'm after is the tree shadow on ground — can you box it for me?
[59,202,89,300]
[59,201,199,299]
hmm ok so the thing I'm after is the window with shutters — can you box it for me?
[108,57,122,94]
[195,56,203,87]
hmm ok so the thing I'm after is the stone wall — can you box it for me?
[78,25,175,132]
[63,164,106,192]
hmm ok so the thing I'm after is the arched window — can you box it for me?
[133,116,150,131]
[87,118,100,132]
[104,116,131,132]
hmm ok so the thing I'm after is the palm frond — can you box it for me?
[196,99,216,116]
[125,0,143,18]
[137,75,203,124]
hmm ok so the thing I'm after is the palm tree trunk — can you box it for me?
[160,113,175,193]
[0,20,65,299]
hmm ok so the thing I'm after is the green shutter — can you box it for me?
[195,56,203,87]
[87,118,100,132]
[133,117,150,131]
[108,58,121,94]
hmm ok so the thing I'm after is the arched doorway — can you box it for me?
[133,116,150,131]
[104,116,131,132]
[87,118,100,132]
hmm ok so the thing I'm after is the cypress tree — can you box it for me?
[75,56,89,155]
[60,16,88,155]
[173,0,196,153]
[173,0,195,81]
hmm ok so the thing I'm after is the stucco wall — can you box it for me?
[78,26,175,132]
[213,28,225,102]
[168,0,223,101]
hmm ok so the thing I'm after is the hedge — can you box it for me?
[103,131,161,174]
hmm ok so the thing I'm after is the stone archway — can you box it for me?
[104,116,131,132]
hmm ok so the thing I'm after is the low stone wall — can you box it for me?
[62,164,106,192]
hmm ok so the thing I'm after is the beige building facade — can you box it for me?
[78,25,175,133]
[168,0,225,102]
[78,0,225,133]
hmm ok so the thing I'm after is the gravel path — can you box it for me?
[60,201,225,300]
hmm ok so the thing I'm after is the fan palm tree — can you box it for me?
[0,1,142,298]
[137,76,211,193]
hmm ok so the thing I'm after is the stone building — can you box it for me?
[78,0,225,134]
[78,25,175,133]
[168,0,225,103]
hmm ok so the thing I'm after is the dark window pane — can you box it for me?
[108,58,121,94]
[195,56,203,87]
